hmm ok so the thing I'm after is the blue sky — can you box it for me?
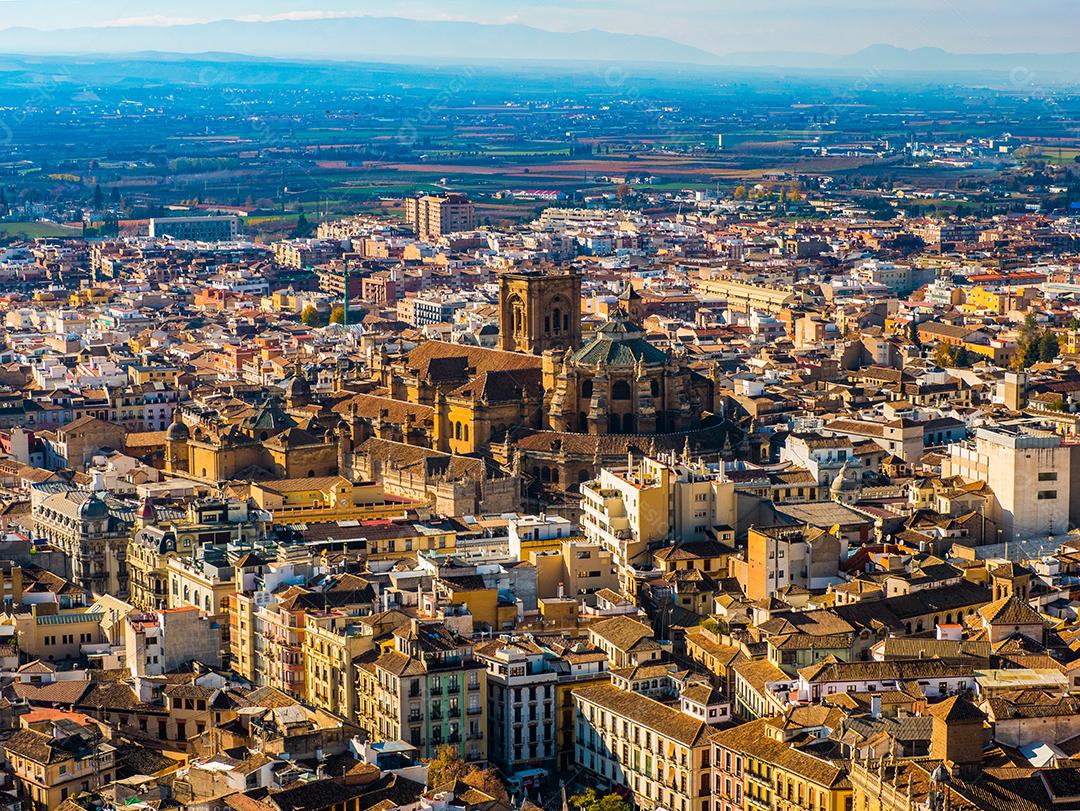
[1,0,1075,54]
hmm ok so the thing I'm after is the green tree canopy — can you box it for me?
[570,789,633,811]
[1039,331,1060,362]
[426,746,469,789]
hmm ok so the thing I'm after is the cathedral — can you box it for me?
[501,269,720,436]
[542,314,714,435]
[175,268,738,513]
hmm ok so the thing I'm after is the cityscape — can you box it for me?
[0,3,1077,811]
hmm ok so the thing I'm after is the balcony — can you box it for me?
[408,713,424,723]
[746,771,771,791]
[467,706,482,716]
[468,681,481,691]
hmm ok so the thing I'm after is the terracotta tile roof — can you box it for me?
[573,683,713,747]
[12,680,92,705]
[712,718,847,787]
[589,616,660,653]
[403,341,542,376]
[978,596,1046,627]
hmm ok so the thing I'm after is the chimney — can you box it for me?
[870,694,881,719]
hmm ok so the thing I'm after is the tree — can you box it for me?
[329,304,346,325]
[954,346,971,368]
[908,320,922,347]
[300,305,322,328]
[426,748,508,802]
[293,212,313,238]
[732,185,747,200]
[461,766,509,803]
[1039,331,1060,362]
[1012,312,1045,370]
[426,746,469,789]
[931,343,955,368]
[92,184,104,211]
[570,789,632,811]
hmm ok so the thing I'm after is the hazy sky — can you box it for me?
[1,0,1076,54]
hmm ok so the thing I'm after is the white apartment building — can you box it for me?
[780,433,854,487]
[475,639,557,778]
[580,454,735,597]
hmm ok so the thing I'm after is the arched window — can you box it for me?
[508,295,525,336]
[307,469,315,477]
[651,379,660,397]
[553,308,562,335]
[463,424,470,442]
[623,414,635,434]
[608,414,621,434]
[545,316,551,334]
[582,380,593,399]
[611,380,631,401]
[578,412,588,432]
[455,422,462,440]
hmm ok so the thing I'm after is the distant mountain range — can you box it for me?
[0,16,720,65]
[0,17,1076,78]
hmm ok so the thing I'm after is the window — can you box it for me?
[1039,471,1058,482]
[1038,490,1058,500]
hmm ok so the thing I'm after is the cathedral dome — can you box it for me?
[830,460,862,498]
[166,420,189,441]
[285,374,311,401]
[572,312,668,367]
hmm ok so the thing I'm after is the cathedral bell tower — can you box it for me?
[498,268,582,355]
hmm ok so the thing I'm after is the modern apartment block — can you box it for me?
[404,193,476,241]
[148,215,240,241]
[580,453,735,598]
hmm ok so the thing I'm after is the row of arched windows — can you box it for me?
[580,379,659,401]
